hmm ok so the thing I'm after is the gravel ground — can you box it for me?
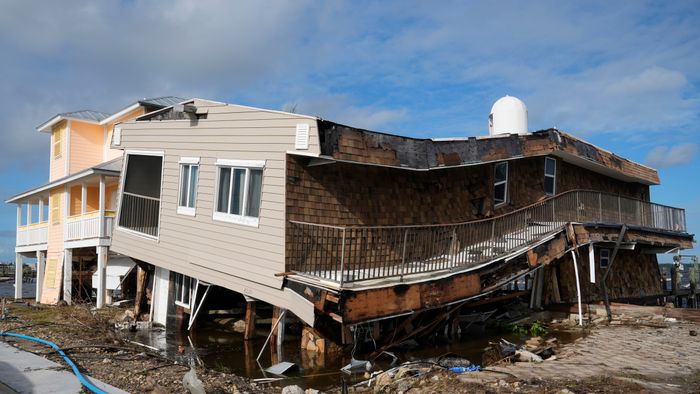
[0,301,273,393]
[3,301,700,393]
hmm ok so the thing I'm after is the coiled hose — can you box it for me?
[0,331,108,394]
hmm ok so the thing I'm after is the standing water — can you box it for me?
[124,319,586,390]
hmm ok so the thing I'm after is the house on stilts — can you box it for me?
[7,95,694,349]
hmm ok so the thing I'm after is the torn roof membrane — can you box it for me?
[317,121,659,185]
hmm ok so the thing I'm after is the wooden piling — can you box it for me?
[133,266,147,319]
[244,301,256,341]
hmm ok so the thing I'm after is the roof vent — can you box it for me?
[488,95,528,136]
[295,123,310,150]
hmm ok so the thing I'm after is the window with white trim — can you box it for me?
[53,128,62,159]
[544,157,556,196]
[494,162,508,206]
[214,159,264,227]
[174,272,193,308]
[599,248,610,269]
[177,157,199,216]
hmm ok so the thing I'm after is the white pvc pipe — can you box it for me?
[571,250,583,326]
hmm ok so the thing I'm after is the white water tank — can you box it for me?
[488,95,528,135]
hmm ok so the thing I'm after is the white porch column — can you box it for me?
[38,198,44,222]
[152,266,170,326]
[81,183,87,239]
[98,175,105,238]
[26,202,32,226]
[63,249,73,304]
[14,253,23,300]
[81,183,87,214]
[16,205,21,245]
[588,244,596,284]
[96,246,107,308]
[36,251,45,303]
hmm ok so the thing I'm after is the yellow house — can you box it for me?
[6,97,184,306]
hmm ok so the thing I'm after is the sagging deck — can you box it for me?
[284,190,692,325]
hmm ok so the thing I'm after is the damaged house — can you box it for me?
[7,95,694,349]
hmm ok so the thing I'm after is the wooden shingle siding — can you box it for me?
[110,100,319,314]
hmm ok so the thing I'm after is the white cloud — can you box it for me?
[645,143,698,168]
[0,0,699,168]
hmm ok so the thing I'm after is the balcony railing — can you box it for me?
[64,211,115,242]
[288,190,687,286]
[16,222,48,247]
[118,192,160,237]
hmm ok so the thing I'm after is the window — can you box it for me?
[177,157,199,216]
[544,157,556,196]
[494,162,508,206]
[599,248,610,269]
[118,152,163,237]
[214,159,265,227]
[53,129,62,159]
[50,194,61,225]
[174,272,193,308]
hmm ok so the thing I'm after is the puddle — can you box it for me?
[123,321,586,390]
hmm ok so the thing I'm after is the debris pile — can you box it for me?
[482,337,557,365]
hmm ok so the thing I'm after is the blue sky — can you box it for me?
[0,0,697,262]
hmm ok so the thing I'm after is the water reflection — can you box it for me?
[123,320,585,390]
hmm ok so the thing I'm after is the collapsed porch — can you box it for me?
[284,189,692,326]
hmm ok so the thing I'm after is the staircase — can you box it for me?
[288,190,687,287]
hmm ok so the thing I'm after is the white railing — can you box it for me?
[289,190,688,285]
[118,192,160,237]
[16,222,48,246]
[64,211,115,242]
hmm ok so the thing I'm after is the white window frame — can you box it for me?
[177,157,200,216]
[114,150,164,241]
[599,248,610,269]
[494,161,508,207]
[174,272,194,308]
[544,157,556,196]
[213,159,266,227]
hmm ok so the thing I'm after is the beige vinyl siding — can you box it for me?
[110,100,319,317]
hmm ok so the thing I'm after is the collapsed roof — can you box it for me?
[316,121,659,185]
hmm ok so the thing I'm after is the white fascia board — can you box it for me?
[99,103,141,125]
[37,116,101,132]
[179,156,200,164]
[125,149,164,157]
[5,166,119,203]
[215,159,266,168]
[36,115,64,132]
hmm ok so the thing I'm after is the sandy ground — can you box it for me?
[348,320,700,393]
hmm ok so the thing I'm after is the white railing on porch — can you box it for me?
[64,211,115,242]
[288,189,688,286]
[16,222,48,246]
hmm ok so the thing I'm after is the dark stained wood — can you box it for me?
[243,301,256,341]
[340,273,480,324]
[133,266,147,319]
